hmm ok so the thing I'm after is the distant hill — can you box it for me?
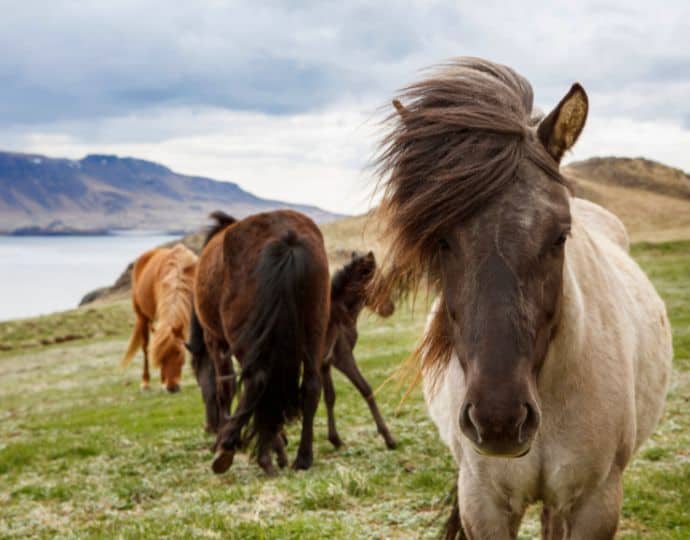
[0,151,342,233]
[80,155,690,305]
[564,157,690,243]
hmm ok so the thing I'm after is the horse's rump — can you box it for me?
[230,230,316,445]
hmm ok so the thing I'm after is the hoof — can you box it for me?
[260,463,278,477]
[292,455,313,471]
[385,437,398,450]
[212,450,235,474]
[328,435,344,449]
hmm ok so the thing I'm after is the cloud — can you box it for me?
[1,0,689,213]
[0,106,380,214]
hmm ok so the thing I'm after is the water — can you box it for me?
[0,234,179,322]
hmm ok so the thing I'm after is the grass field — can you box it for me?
[1,241,688,539]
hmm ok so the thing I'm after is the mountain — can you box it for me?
[0,151,342,233]
[563,157,690,243]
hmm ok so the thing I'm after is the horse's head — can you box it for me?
[354,251,396,318]
[333,250,395,318]
[374,58,587,457]
[152,322,186,393]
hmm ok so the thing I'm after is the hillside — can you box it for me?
[564,157,690,242]
[0,151,341,233]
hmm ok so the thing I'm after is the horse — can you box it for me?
[371,57,672,539]
[189,209,330,475]
[121,244,198,393]
[322,250,397,450]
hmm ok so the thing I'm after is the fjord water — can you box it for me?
[0,234,178,321]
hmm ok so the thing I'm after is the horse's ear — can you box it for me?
[537,83,588,163]
[392,99,410,121]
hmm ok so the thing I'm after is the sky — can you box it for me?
[1,1,689,214]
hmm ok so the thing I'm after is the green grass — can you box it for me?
[0,242,688,539]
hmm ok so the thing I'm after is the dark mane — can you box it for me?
[332,253,369,297]
[204,210,237,246]
[331,252,375,313]
[372,57,567,302]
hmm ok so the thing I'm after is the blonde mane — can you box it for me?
[150,245,197,367]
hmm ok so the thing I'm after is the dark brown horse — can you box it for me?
[189,209,330,475]
[322,251,397,450]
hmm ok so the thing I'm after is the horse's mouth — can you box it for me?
[470,443,531,459]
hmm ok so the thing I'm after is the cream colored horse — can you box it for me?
[372,58,672,539]
[423,196,672,539]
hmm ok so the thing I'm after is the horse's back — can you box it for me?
[587,230,671,449]
[571,203,672,451]
[132,245,198,320]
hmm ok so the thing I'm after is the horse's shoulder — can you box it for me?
[570,197,629,252]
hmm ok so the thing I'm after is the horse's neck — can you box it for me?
[541,228,593,385]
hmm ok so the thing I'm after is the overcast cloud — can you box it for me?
[1,0,689,213]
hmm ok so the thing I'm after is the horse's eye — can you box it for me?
[553,230,570,248]
[438,238,451,251]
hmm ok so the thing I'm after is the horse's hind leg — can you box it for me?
[321,362,343,448]
[136,313,151,390]
[333,344,397,449]
[293,359,321,470]
[273,432,288,468]
[212,375,264,474]
[257,431,278,476]
[207,339,235,430]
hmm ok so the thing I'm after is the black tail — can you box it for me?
[187,210,237,432]
[221,230,312,449]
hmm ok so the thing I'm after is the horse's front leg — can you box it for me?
[564,467,623,540]
[458,467,524,540]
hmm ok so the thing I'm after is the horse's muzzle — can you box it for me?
[459,400,539,457]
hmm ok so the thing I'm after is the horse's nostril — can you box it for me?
[518,402,537,443]
[460,402,482,444]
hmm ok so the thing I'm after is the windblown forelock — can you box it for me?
[372,57,564,306]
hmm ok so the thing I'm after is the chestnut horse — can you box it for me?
[323,251,397,450]
[190,210,330,475]
[121,244,198,393]
[372,58,672,539]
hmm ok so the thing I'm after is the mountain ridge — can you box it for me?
[0,150,342,233]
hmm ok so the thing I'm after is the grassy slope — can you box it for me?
[0,241,688,539]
